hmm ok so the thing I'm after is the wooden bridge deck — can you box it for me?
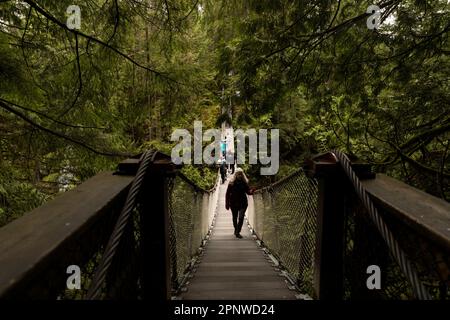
[181,180,297,300]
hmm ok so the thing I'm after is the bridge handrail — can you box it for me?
[248,151,450,300]
[253,167,305,194]
[253,154,450,253]
[0,149,216,299]
[250,152,450,253]
[0,171,134,298]
[362,174,450,252]
[0,148,448,300]
[178,171,219,194]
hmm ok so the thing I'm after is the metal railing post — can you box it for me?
[128,153,180,301]
[304,152,374,300]
[307,152,347,299]
[314,156,347,300]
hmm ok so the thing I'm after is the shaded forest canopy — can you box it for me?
[0,0,449,226]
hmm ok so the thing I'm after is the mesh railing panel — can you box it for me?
[249,169,318,296]
[51,193,141,300]
[168,174,220,291]
[222,160,448,300]
[343,196,450,300]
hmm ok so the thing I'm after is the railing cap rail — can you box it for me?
[362,174,450,252]
[0,172,134,298]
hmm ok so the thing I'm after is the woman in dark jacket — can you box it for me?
[225,169,254,238]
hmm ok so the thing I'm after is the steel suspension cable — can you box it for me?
[332,149,431,300]
[86,150,156,299]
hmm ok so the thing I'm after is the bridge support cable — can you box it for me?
[83,149,221,299]
[248,150,444,300]
[332,150,432,300]
[86,150,157,299]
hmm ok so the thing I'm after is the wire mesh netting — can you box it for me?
[248,164,449,300]
[167,173,220,292]
[59,204,143,300]
[248,169,318,296]
[57,170,221,300]
[343,196,450,300]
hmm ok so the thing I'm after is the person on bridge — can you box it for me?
[225,169,254,238]
[220,159,227,184]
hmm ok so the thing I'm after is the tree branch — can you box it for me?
[107,0,120,44]
[0,98,105,130]
[23,0,181,85]
[0,100,130,157]
[399,121,450,153]
[179,0,199,22]
[59,33,83,117]
[396,148,450,179]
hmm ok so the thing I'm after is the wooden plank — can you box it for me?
[0,172,134,297]
[181,182,297,300]
[184,290,295,300]
[362,174,450,251]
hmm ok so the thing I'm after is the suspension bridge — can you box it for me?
[0,145,449,300]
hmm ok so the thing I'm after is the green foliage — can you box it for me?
[203,0,450,199]
[181,165,218,190]
[0,0,449,227]
[0,0,218,223]
[0,162,49,227]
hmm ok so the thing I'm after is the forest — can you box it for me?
[0,0,449,227]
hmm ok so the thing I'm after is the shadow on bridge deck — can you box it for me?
[181,180,297,300]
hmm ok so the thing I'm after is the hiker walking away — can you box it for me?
[220,159,227,184]
[225,169,254,238]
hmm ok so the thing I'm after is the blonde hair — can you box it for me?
[230,168,249,184]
